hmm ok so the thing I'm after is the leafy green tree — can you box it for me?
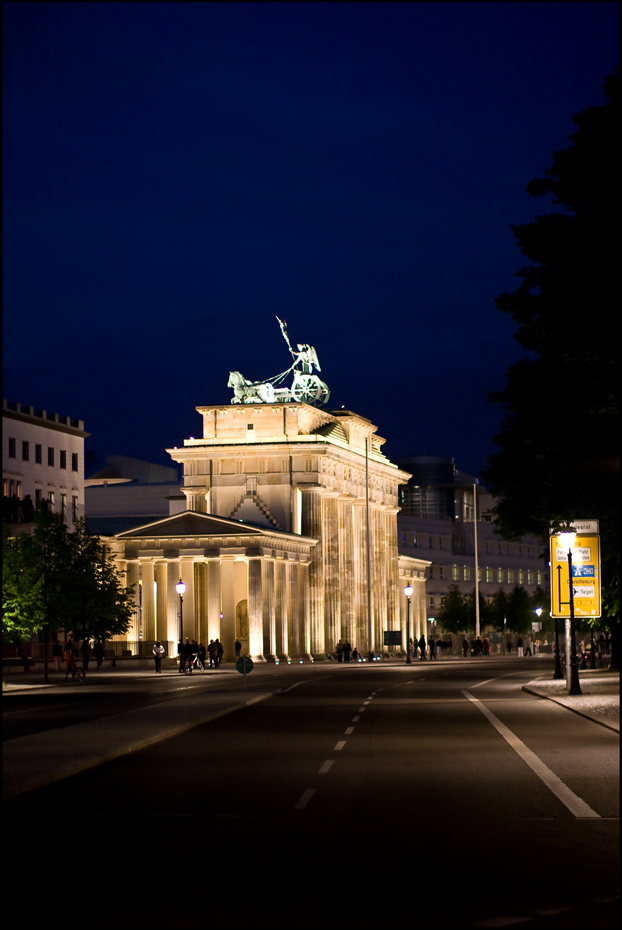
[2,514,134,680]
[436,585,469,634]
[483,70,619,666]
[465,588,491,632]
[506,586,534,636]
[488,588,510,632]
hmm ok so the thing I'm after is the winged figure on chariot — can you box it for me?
[228,318,330,406]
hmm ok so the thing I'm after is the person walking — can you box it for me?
[418,634,426,660]
[52,640,63,672]
[216,638,224,667]
[93,640,104,670]
[462,637,469,658]
[64,640,76,681]
[153,641,164,673]
[235,638,242,659]
[208,639,218,668]
[343,642,352,663]
[517,636,524,657]
[429,635,436,660]
[80,640,91,671]
[524,635,533,657]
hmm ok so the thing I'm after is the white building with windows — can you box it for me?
[2,399,89,530]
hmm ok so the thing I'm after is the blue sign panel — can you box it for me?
[572,564,595,577]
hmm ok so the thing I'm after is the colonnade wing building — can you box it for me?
[113,403,429,662]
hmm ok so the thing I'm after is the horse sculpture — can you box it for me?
[227,371,276,404]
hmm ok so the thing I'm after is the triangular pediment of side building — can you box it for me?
[115,511,266,539]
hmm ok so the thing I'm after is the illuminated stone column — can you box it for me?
[125,561,140,642]
[179,559,195,642]
[248,557,266,661]
[352,502,368,652]
[275,560,289,660]
[339,499,355,648]
[297,560,312,661]
[206,559,221,642]
[262,559,277,662]
[323,491,340,655]
[166,561,180,646]
[194,561,208,646]
[301,487,325,658]
[155,562,169,644]
[141,561,156,643]
[385,508,400,637]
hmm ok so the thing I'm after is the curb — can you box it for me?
[522,685,620,734]
[3,691,274,802]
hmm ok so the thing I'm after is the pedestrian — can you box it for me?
[462,637,469,657]
[198,642,207,669]
[208,639,218,668]
[235,638,242,659]
[343,642,352,663]
[93,640,104,670]
[52,640,63,672]
[475,636,483,657]
[352,648,359,662]
[183,637,193,673]
[337,639,344,662]
[80,639,91,671]
[506,638,512,655]
[216,638,224,667]
[418,634,426,660]
[483,637,490,656]
[177,640,184,673]
[429,635,436,659]
[524,636,533,657]
[64,640,76,681]
[517,636,524,657]
[153,641,164,673]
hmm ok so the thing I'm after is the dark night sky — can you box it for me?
[3,2,619,480]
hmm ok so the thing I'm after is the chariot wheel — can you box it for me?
[292,374,329,406]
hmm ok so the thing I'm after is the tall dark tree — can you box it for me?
[483,71,620,663]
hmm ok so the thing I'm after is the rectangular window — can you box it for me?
[439,566,446,580]
[464,565,471,582]
[48,491,55,511]
[48,447,54,467]
[72,452,78,472]
[518,569,525,585]
[60,450,67,469]
[22,441,30,461]
[35,444,42,464]
[401,534,406,547]
[428,565,434,579]
[508,570,514,584]
[497,567,504,584]
[8,438,16,458]
[72,495,79,522]
[537,571,544,586]
[452,564,459,581]
[35,488,42,503]
[486,541,493,554]
[486,566,493,583]
[60,493,67,520]
[16,481,22,498]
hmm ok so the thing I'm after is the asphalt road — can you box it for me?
[4,658,619,929]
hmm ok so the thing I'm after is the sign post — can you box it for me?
[550,520,601,694]
[235,655,254,690]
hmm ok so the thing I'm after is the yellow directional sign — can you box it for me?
[550,533,601,618]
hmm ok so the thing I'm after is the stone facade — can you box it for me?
[164,403,426,658]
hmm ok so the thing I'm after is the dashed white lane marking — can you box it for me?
[462,690,600,819]
[294,789,316,810]
[358,707,366,713]
[352,716,360,722]
[318,760,334,774]
[345,726,354,735]
[334,741,346,751]
[363,700,370,705]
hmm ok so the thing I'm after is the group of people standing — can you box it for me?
[173,637,224,673]
[462,636,492,657]
[336,640,355,662]
[54,638,105,680]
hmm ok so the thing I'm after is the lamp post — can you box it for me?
[558,533,581,695]
[404,585,413,664]
[176,578,187,669]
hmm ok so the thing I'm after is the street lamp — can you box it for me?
[176,578,187,668]
[403,585,413,664]
[558,532,581,695]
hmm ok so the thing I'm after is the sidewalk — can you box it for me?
[522,667,620,733]
[3,685,272,801]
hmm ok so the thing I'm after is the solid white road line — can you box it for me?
[294,789,316,810]
[462,690,600,819]
[318,760,334,774]
[334,740,346,750]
